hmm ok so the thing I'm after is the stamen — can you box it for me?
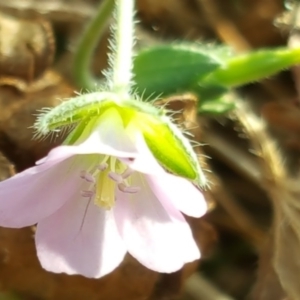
[80,170,87,179]
[81,190,95,197]
[84,172,95,183]
[118,183,140,194]
[98,163,108,171]
[108,171,123,183]
[80,170,95,183]
[80,157,139,209]
[121,167,134,179]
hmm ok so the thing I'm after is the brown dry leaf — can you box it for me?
[0,71,75,169]
[0,0,95,22]
[0,12,55,90]
[0,152,14,181]
[136,0,284,47]
[136,0,213,39]
[262,101,300,133]
[262,101,300,151]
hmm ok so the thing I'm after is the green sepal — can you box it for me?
[63,116,99,145]
[34,92,120,137]
[134,112,207,187]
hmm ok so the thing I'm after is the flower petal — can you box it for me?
[121,133,207,217]
[36,194,126,278]
[146,173,207,218]
[120,133,162,175]
[114,174,200,273]
[0,158,84,228]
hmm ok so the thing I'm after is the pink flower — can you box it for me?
[0,108,207,278]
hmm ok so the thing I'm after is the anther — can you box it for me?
[118,183,140,194]
[80,170,87,179]
[121,167,134,179]
[81,190,95,197]
[98,163,108,171]
[80,170,95,183]
[108,172,123,183]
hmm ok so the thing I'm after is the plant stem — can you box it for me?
[73,0,115,90]
[109,0,135,98]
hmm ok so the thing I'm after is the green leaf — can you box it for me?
[204,47,300,87]
[133,45,221,99]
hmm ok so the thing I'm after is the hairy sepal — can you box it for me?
[134,112,207,188]
[34,92,121,137]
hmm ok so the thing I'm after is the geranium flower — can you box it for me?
[0,99,207,278]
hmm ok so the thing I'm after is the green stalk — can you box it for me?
[109,0,135,98]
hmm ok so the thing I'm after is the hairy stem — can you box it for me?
[109,0,135,98]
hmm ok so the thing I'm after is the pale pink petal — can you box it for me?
[120,133,207,217]
[146,173,207,218]
[36,194,126,278]
[114,173,200,273]
[119,133,162,175]
[40,108,137,166]
[0,158,84,228]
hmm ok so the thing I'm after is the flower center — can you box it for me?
[79,156,139,209]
